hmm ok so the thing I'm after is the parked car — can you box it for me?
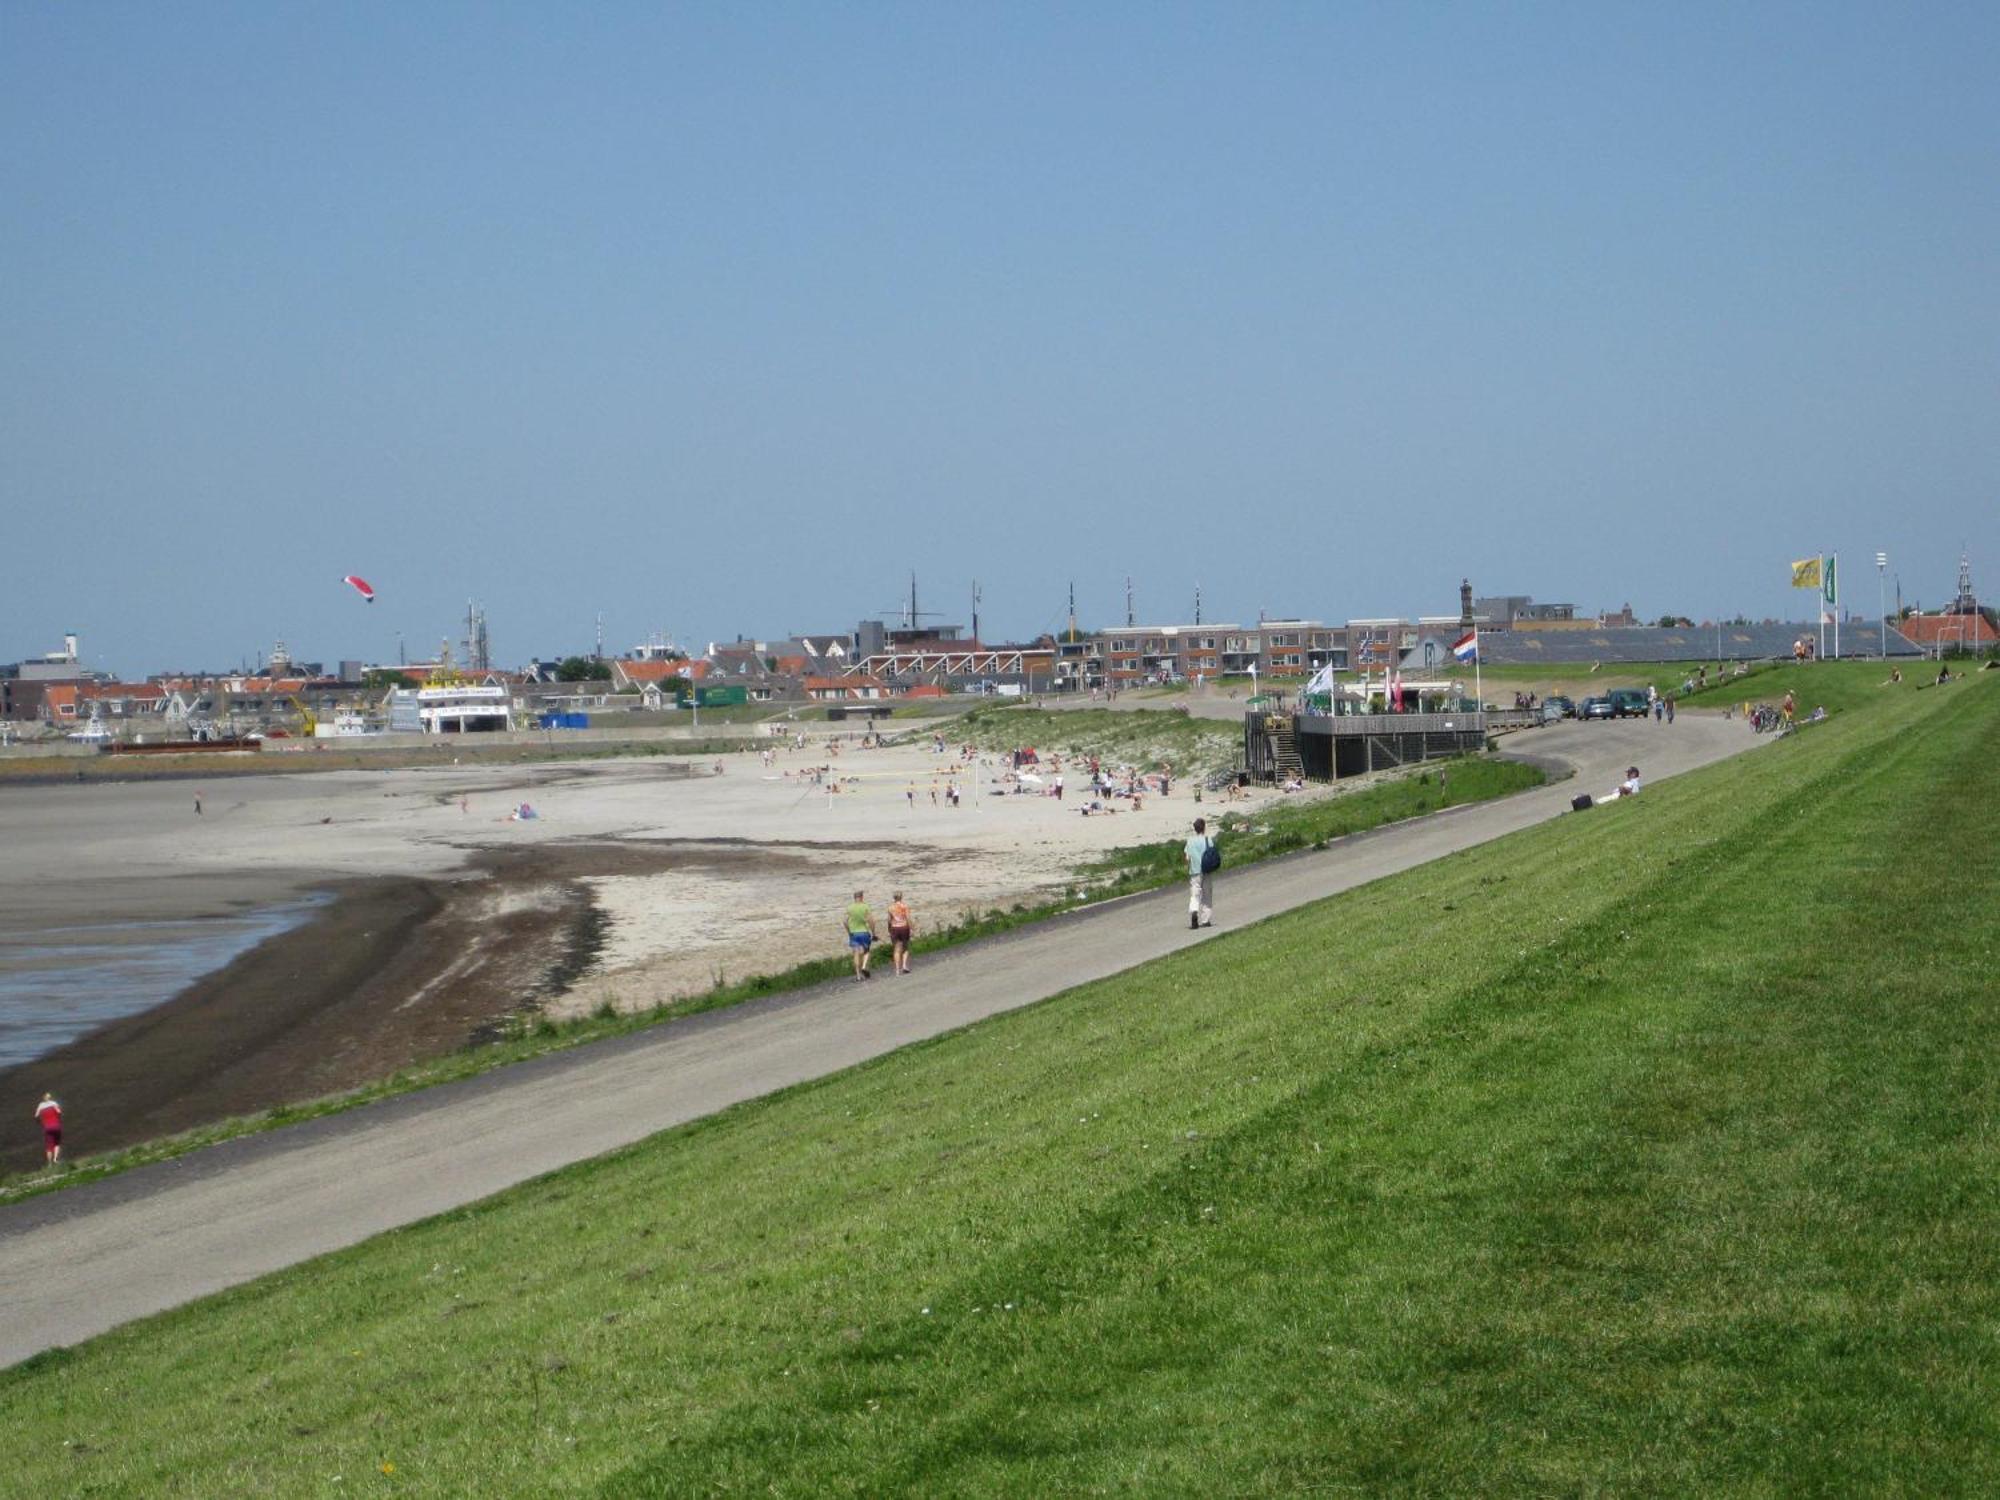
[1580,695,1615,720]
[1541,695,1576,722]
[1607,688,1651,718]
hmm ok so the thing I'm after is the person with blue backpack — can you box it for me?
[1184,817,1218,929]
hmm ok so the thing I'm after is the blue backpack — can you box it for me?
[1200,837,1221,874]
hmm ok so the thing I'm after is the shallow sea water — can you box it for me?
[0,898,325,1069]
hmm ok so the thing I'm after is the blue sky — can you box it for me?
[3,3,1994,677]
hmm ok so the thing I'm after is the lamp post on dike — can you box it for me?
[1876,551,1888,659]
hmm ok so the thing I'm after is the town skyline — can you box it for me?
[7,548,1981,702]
[5,548,1981,688]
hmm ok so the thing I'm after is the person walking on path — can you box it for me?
[844,891,878,980]
[1184,818,1216,930]
[35,1092,62,1168]
[887,892,916,975]
[1665,695,1676,724]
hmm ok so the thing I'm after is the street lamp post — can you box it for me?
[1876,551,1888,659]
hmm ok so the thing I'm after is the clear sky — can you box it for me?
[3,3,1994,677]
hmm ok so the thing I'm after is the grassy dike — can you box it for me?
[4,680,1995,1494]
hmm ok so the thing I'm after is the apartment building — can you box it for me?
[1089,620,1342,686]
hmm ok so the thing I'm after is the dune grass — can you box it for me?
[956,705,1246,778]
[4,680,1994,1495]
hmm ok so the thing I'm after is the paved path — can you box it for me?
[0,715,1760,1366]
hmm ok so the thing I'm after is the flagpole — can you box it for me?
[1818,554,1826,661]
[1473,623,1482,718]
[1831,552,1841,660]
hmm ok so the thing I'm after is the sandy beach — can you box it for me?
[0,720,1296,1167]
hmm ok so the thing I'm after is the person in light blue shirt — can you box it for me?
[1183,818,1215,930]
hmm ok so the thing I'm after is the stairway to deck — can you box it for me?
[1265,720,1304,780]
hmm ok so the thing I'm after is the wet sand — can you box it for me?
[0,879,443,1171]
[0,839,815,1173]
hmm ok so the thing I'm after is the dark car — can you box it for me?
[1541,695,1576,722]
[1580,695,1614,720]
[1607,688,1651,718]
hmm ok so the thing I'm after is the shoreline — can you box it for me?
[0,861,618,1174]
[0,834,929,1174]
[0,878,447,1172]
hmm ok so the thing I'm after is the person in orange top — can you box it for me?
[887,892,916,975]
[35,1092,62,1167]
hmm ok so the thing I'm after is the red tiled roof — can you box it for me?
[614,659,703,684]
[81,682,165,702]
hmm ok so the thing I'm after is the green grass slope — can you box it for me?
[1681,656,1951,717]
[5,680,1996,1495]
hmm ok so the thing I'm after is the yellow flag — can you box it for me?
[1791,557,1821,590]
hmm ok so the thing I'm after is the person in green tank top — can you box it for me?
[844,890,878,980]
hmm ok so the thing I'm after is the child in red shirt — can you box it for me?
[36,1093,62,1167]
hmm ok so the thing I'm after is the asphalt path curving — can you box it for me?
[0,713,1763,1367]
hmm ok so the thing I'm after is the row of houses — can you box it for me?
[607,639,903,705]
[622,615,1448,696]
[9,582,1994,734]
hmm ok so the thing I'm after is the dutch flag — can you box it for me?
[1451,630,1479,665]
